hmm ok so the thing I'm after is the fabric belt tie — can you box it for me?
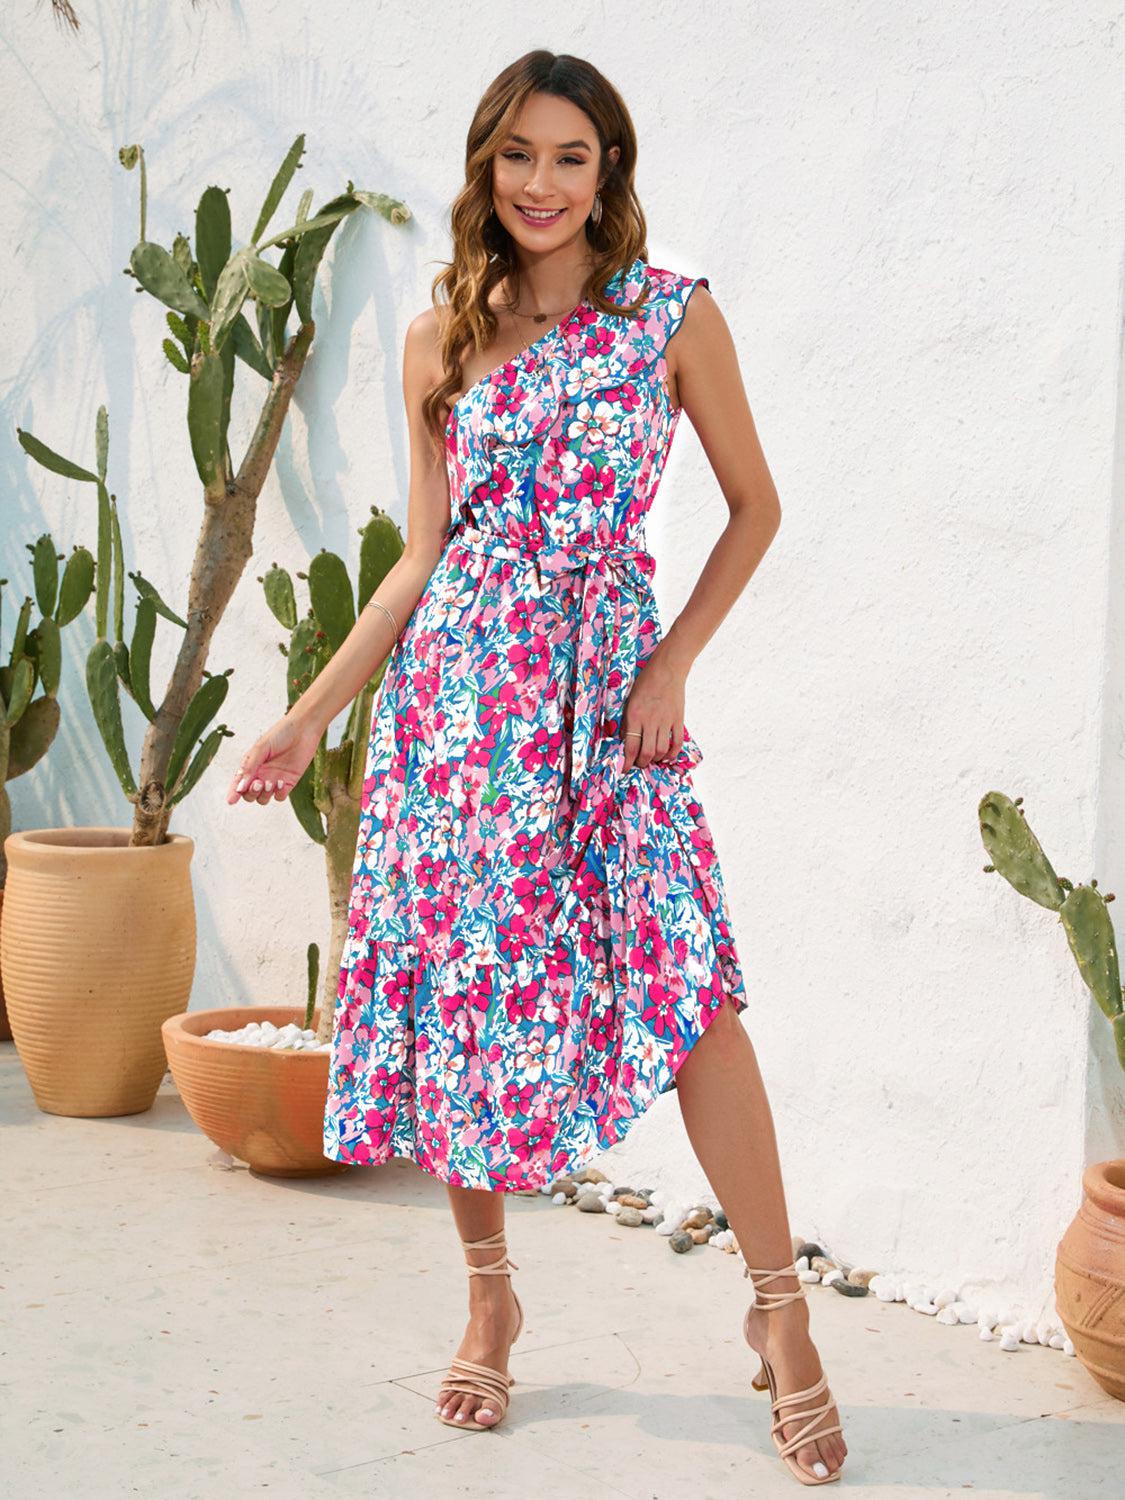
[445,519,657,791]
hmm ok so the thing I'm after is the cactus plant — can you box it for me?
[260,504,404,1042]
[0,534,96,885]
[16,137,410,846]
[979,791,1125,1071]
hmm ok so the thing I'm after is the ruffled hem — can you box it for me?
[322,974,746,1194]
[321,931,747,1193]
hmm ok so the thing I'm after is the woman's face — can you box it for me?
[491,91,619,254]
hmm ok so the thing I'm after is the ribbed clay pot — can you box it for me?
[1,827,196,1116]
[162,1005,348,1178]
[1055,1158,1125,1401]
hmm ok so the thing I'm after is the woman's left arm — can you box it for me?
[621,285,782,770]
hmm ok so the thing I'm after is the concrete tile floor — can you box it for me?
[2,1047,1122,1499]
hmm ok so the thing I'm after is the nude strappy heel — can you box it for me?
[435,1227,525,1432]
[742,1259,845,1485]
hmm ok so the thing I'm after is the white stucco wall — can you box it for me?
[3,2,1123,1321]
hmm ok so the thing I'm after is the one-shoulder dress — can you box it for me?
[323,254,749,1191]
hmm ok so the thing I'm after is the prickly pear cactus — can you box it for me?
[978,791,1066,910]
[258,503,404,1039]
[0,533,95,886]
[979,791,1125,1071]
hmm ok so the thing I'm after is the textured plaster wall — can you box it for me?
[3,2,1123,1318]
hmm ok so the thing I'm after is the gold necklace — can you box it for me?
[501,297,574,326]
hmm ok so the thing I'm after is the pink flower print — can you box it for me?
[418,1077,443,1116]
[507,632,550,685]
[641,981,681,1041]
[334,1026,357,1068]
[413,852,448,896]
[421,755,454,800]
[572,456,616,509]
[512,867,551,918]
[504,595,539,634]
[505,977,542,1025]
[520,724,563,777]
[503,1079,536,1118]
[416,892,454,942]
[504,1125,534,1164]
[587,1009,616,1054]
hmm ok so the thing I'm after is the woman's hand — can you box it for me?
[225,710,324,806]
[619,642,689,771]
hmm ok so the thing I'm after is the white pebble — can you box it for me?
[1048,1333,1065,1350]
[655,1220,677,1237]
[649,1188,665,1206]
[604,1199,621,1215]
[911,1300,938,1315]
[979,1325,995,1340]
[936,1306,960,1326]
[1036,1322,1055,1346]
[999,1329,1021,1352]
[794,1254,809,1272]
[954,1303,978,1325]
[642,1205,662,1224]
[821,1269,844,1286]
[798,1268,820,1284]
[1021,1323,1039,1345]
[933,1289,958,1310]
[1063,1338,1075,1357]
[551,1192,567,1205]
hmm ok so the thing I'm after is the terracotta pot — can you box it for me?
[1,827,196,1117]
[0,887,10,1042]
[1055,1158,1125,1400]
[162,1005,348,1178]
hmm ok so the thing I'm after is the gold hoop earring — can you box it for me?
[590,191,602,225]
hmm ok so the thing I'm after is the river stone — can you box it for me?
[846,1268,878,1288]
[714,1209,729,1230]
[615,1193,649,1210]
[690,1226,714,1244]
[616,1207,645,1227]
[795,1241,824,1262]
[669,1230,695,1254]
[577,1192,606,1213]
[574,1166,608,1185]
[682,1208,712,1231]
[832,1278,869,1297]
[811,1255,837,1275]
[549,1177,578,1197]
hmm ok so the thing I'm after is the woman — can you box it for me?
[227,50,846,1487]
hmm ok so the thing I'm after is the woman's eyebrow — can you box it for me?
[507,133,593,151]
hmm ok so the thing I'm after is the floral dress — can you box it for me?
[323,254,749,1191]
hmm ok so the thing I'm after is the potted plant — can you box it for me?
[0,532,96,1039]
[979,791,1125,1399]
[162,511,404,1175]
[2,135,409,1116]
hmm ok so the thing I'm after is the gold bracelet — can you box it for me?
[365,597,400,640]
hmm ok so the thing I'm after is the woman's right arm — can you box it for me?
[226,308,453,806]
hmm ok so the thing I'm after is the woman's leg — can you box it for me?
[436,1183,523,1427]
[674,999,848,1480]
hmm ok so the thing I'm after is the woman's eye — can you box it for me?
[502,151,585,166]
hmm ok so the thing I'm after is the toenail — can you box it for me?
[480,1408,494,1418]
[454,1412,464,1421]
[812,1461,829,1477]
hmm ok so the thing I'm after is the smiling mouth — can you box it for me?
[516,205,565,222]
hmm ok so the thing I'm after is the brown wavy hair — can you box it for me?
[423,50,653,453]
